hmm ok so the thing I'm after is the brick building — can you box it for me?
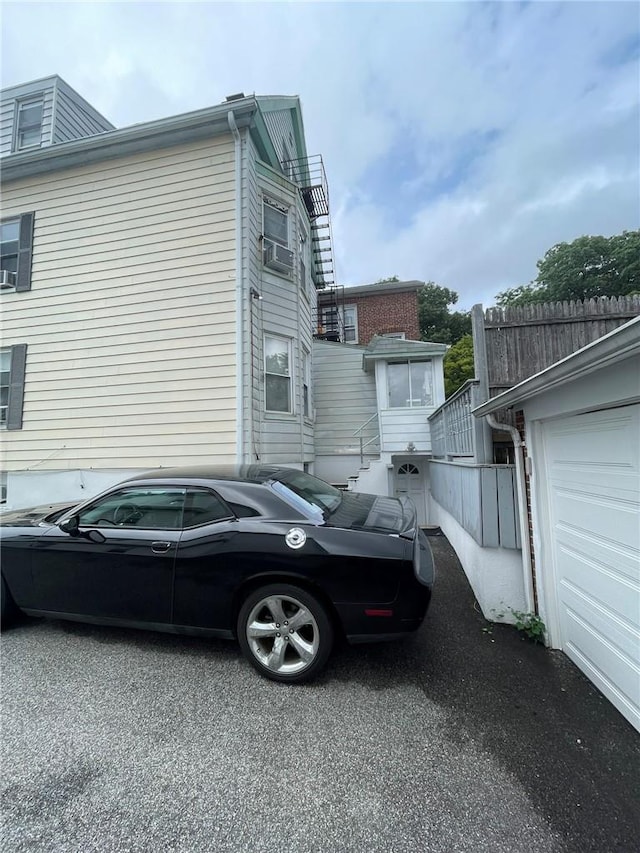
[316,280,423,345]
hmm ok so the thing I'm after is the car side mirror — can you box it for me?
[59,515,80,537]
[86,529,106,544]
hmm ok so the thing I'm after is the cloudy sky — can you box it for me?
[2,1,638,308]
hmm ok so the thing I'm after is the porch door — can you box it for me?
[394,461,427,525]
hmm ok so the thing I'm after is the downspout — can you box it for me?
[485,413,536,614]
[296,219,304,467]
[228,110,245,463]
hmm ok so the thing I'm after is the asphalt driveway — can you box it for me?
[2,534,639,852]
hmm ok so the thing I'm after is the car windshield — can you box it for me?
[271,471,342,520]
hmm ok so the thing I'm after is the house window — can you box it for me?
[15,99,43,150]
[382,332,406,340]
[263,197,294,276]
[387,361,433,408]
[265,335,292,413]
[263,198,289,248]
[303,350,311,418]
[1,220,19,284]
[1,344,28,429]
[319,305,339,338]
[1,213,34,292]
[343,305,358,343]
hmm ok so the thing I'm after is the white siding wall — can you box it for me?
[313,340,378,456]
[52,88,112,142]
[379,409,434,453]
[1,136,238,471]
[374,361,438,453]
[243,154,314,465]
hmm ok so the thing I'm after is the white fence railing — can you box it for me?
[429,379,486,461]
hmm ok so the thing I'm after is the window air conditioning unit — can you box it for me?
[264,241,294,274]
[0,270,16,289]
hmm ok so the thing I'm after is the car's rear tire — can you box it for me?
[1,575,15,628]
[237,583,334,684]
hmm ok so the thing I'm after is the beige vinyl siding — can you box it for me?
[243,135,264,461]
[1,136,238,470]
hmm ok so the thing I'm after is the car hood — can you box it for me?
[327,491,416,536]
[0,501,79,527]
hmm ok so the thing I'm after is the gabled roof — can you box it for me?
[363,335,447,371]
[472,316,640,416]
[0,89,299,183]
[256,95,308,163]
[0,98,257,182]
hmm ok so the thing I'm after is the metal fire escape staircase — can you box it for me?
[284,154,335,291]
[283,154,346,342]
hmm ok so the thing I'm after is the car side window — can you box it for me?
[77,488,186,529]
[182,489,234,528]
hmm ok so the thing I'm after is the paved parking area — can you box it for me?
[2,535,639,852]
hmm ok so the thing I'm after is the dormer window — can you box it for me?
[15,98,43,150]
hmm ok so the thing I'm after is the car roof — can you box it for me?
[122,465,297,486]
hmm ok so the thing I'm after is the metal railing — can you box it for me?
[429,380,485,460]
[353,413,380,465]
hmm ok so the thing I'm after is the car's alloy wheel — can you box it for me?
[237,584,333,683]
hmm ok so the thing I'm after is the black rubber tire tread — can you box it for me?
[237,583,334,684]
[1,575,15,628]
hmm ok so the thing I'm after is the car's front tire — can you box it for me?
[237,583,334,684]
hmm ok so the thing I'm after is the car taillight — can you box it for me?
[364,609,394,617]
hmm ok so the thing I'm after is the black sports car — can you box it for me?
[0,466,434,683]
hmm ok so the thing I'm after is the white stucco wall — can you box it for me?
[5,468,147,511]
[429,493,527,623]
[348,455,393,496]
[315,453,367,485]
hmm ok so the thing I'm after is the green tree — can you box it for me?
[418,282,471,344]
[443,334,475,398]
[496,230,640,306]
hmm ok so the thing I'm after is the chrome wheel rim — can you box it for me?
[245,594,320,675]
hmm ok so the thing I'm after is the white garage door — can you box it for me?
[542,405,640,731]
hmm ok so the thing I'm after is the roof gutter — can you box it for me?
[1,100,257,182]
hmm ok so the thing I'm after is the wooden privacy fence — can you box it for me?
[475,295,640,395]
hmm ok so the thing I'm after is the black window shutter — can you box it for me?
[7,344,27,430]
[15,212,34,293]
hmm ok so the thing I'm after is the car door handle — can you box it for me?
[151,541,173,554]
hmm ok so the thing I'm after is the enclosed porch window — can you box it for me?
[387,361,433,407]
